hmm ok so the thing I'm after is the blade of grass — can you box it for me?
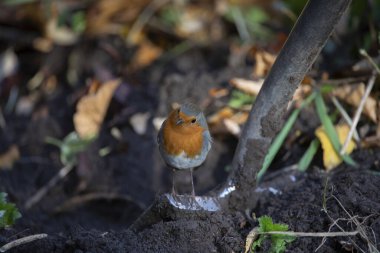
[314,92,357,167]
[298,139,320,172]
[257,92,316,181]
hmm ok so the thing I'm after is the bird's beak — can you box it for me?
[176,118,184,125]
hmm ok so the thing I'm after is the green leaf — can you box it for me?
[0,192,21,228]
[228,90,255,109]
[245,7,269,25]
[298,139,320,172]
[258,216,289,232]
[320,84,334,94]
[72,11,86,33]
[251,216,296,253]
[160,7,181,27]
[60,132,94,166]
[46,132,94,166]
[314,92,357,167]
[258,92,316,181]
[251,234,266,253]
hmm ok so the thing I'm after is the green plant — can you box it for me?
[0,192,21,228]
[258,92,316,180]
[251,216,295,253]
[258,87,358,179]
[228,90,255,109]
[45,132,94,166]
[298,139,320,172]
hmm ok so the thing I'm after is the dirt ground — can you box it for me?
[1,43,380,252]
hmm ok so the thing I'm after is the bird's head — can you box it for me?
[167,103,208,135]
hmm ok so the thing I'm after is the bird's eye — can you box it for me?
[191,118,196,123]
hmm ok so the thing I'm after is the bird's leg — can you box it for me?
[190,168,195,197]
[171,168,177,196]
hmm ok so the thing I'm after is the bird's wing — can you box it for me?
[203,130,212,151]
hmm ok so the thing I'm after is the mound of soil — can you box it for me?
[1,149,379,252]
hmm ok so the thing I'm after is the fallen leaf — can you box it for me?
[208,107,235,125]
[223,118,241,136]
[333,83,377,123]
[46,18,78,46]
[208,88,229,98]
[362,135,380,148]
[131,41,162,69]
[251,47,276,78]
[292,84,312,106]
[0,145,20,169]
[208,107,248,136]
[315,124,356,171]
[175,5,222,43]
[74,79,121,139]
[229,78,263,96]
[86,0,150,36]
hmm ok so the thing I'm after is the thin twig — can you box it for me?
[340,72,377,155]
[331,96,360,141]
[0,234,47,252]
[259,230,358,237]
[126,0,170,44]
[25,164,74,209]
[231,6,251,43]
[360,49,380,75]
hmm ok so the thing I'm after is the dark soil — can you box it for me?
[1,44,380,252]
[1,149,380,253]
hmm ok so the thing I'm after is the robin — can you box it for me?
[157,102,212,196]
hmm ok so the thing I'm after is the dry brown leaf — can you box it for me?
[208,88,229,98]
[131,41,162,69]
[46,18,78,45]
[86,0,150,35]
[0,145,20,169]
[362,135,380,148]
[292,84,312,103]
[208,107,248,136]
[333,83,377,123]
[315,124,356,171]
[175,5,223,43]
[251,48,276,78]
[208,107,235,125]
[229,78,263,96]
[74,79,121,139]
[223,118,241,136]
[231,111,249,124]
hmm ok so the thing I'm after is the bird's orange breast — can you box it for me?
[162,120,204,158]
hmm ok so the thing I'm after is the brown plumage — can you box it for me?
[162,110,204,158]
